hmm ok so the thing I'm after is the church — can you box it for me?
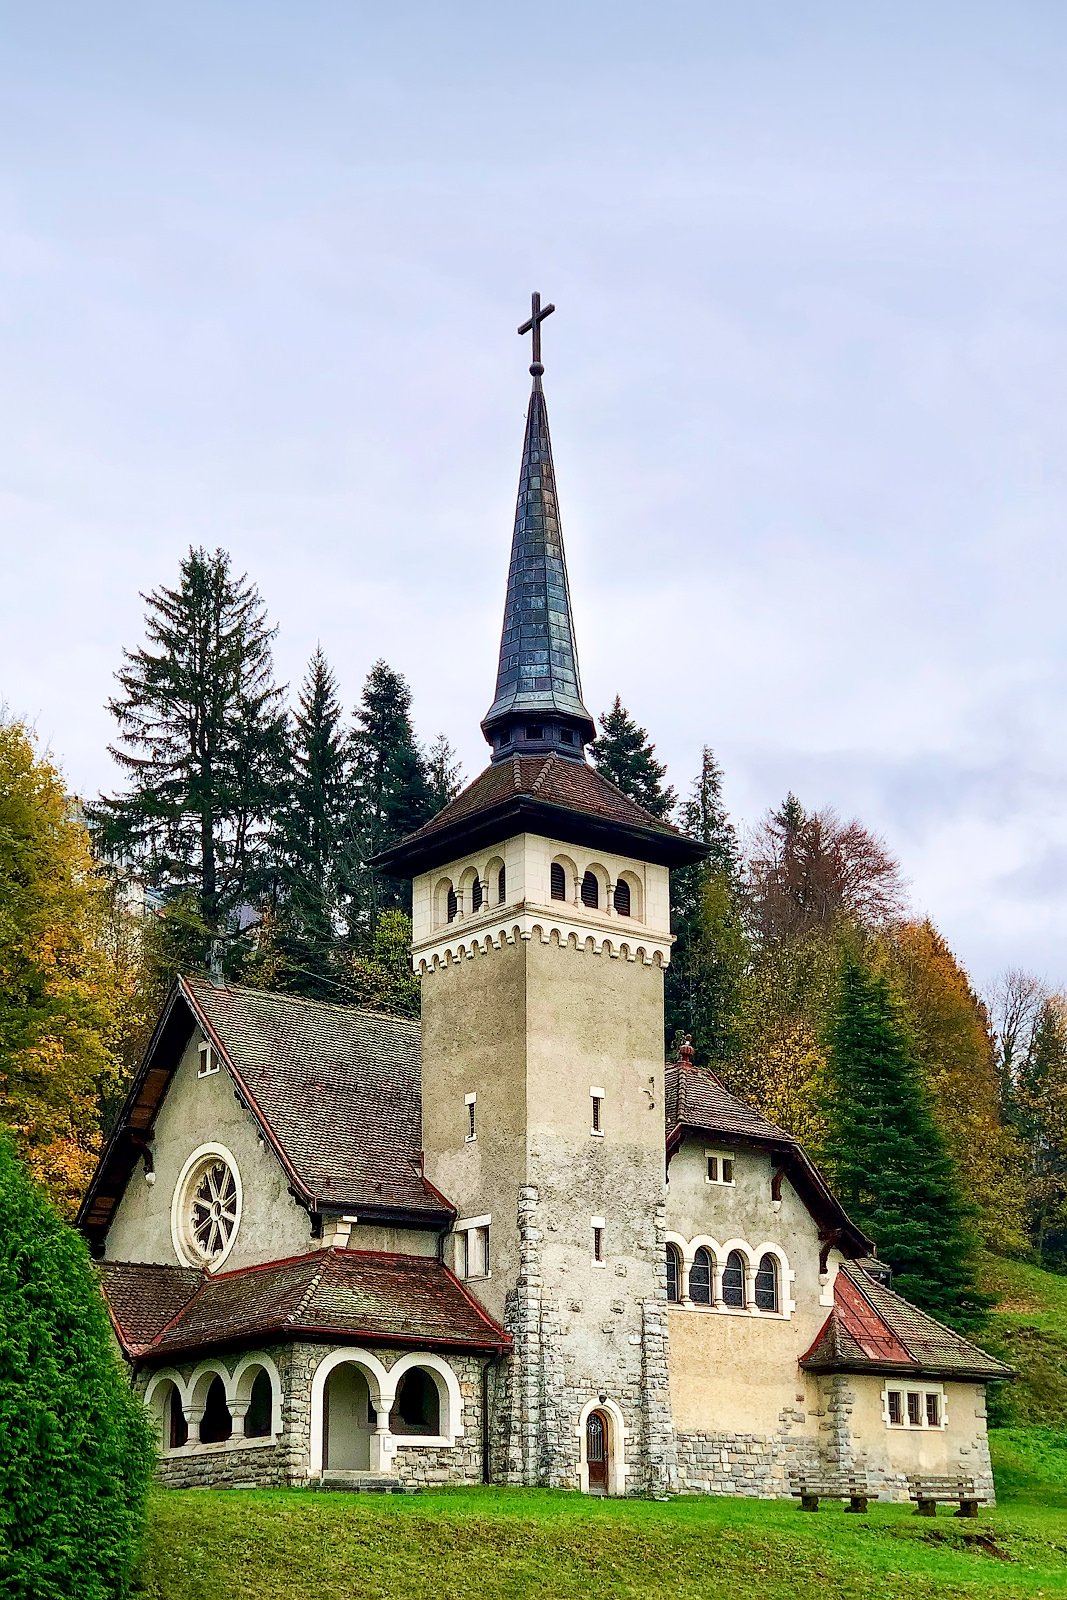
[78,298,1010,1500]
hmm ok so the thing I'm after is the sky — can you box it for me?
[2,1,1067,991]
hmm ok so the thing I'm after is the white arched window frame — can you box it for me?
[143,1368,189,1453]
[231,1352,284,1437]
[434,877,456,928]
[575,1395,628,1497]
[668,1236,794,1318]
[484,856,506,905]
[580,862,610,911]
[749,1242,796,1317]
[550,854,578,904]
[309,1348,464,1476]
[614,871,644,922]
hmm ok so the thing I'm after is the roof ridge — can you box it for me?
[290,1251,333,1325]
[184,975,420,1028]
[530,752,558,793]
[513,754,522,790]
[841,1260,986,1360]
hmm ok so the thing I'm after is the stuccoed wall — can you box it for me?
[829,1374,995,1504]
[106,1030,312,1270]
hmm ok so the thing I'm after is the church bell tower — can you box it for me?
[374,297,706,1493]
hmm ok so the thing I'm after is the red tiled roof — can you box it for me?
[800,1262,1013,1381]
[100,1250,510,1360]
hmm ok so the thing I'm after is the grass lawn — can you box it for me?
[136,1434,1067,1600]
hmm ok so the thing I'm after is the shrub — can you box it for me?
[0,1133,154,1599]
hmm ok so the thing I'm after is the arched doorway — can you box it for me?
[586,1409,609,1495]
[323,1363,374,1470]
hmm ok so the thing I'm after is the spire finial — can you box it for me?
[518,291,555,378]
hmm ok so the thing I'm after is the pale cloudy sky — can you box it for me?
[2,1,1067,989]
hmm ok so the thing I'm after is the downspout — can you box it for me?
[481,1355,497,1485]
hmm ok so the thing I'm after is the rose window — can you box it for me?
[182,1157,238,1262]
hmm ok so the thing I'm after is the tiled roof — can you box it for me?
[665,1061,797,1147]
[183,977,447,1217]
[800,1261,1013,1381]
[98,1260,203,1352]
[99,1251,509,1360]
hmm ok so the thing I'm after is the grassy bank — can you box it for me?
[981,1257,1067,1425]
[136,1463,1067,1600]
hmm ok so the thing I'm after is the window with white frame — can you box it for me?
[590,1088,604,1136]
[884,1385,946,1429]
[705,1150,735,1185]
[464,1092,477,1142]
[456,1216,491,1279]
[197,1040,218,1077]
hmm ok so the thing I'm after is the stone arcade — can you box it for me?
[79,301,1010,1498]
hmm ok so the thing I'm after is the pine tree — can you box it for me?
[819,959,988,1330]
[425,733,464,816]
[665,748,747,1065]
[267,648,350,997]
[93,548,287,972]
[590,697,676,819]
[347,661,434,927]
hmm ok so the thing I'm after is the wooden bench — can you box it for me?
[907,1476,985,1518]
[789,1474,870,1513]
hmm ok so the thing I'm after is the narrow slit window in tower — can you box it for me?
[447,886,458,922]
[471,877,483,912]
[614,879,631,917]
[581,871,599,908]
[497,866,506,903]
[551,862,567,900]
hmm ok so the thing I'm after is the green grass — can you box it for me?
[135,1468,1067,1600]
[980,1257,1067,1426]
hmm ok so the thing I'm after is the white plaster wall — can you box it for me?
[104,1030,313,1270]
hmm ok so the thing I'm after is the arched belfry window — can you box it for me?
[551,863,567,901]
[723,1250,746,1309]
[755,1253,779,1313]
[690,1246,713,1305]
[613,879,631,917]
[471,877,483,913]
[581,871,599,909]
[666,1244,682,1304]
[498,866,506,903]
[447,886,458,923]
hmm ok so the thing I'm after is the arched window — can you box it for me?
[586,1409,608,1492]
[199,1375,232,1444]
[390,1369,440,1436]
[244,1369,273,1438]
[755,1253,779,1313]
[666,1244,682,1303]
[471,877,483,913]
[613,879,631,917]
[165,1383,188,1449]
[498,866,507,903]
[551,862,567,901]
[447,886,458,922]
[690,1246,713,1305]
[723,1250,746,1309]
[581,871,599,909]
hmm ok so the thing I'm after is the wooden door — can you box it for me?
[587,1410,608,1493]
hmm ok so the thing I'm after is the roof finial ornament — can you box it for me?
[681,1035,695,1066]
[518,290,555,380]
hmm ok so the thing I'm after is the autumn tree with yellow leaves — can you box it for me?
[0,720,134,1215]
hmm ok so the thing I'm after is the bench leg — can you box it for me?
[846,1496,869,1514]
[915,1499,937,1517]
[955,1500,979,1519]
[801,1494,820,1512]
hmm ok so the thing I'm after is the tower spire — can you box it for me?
[481,295,596,762]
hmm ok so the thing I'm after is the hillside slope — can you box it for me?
[979,1255,1067,1426]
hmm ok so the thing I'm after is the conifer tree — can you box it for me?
[425,733,464,816]
[590,697,676,819]
[347,661,434,926]
[267,648,350,996]
[819,959,987,1330]
[94,548,287,972]
[665,748,747,1064]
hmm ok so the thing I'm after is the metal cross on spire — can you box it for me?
[518,291,555,378]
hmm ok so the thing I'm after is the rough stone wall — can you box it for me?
[141,1341,489,1491]
[674,1404,820,1498]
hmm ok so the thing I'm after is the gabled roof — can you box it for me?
[77,978,453,1250]
[99,1249,510,1360]
[664,1057,872,1258]
[373,752,706,877]
[800,1261,1013,1382]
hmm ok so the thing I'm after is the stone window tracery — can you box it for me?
[172,1145,243,1270]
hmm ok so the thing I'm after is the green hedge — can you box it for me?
[0,1135,154,1599]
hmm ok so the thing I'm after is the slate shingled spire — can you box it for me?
[482,296,596,762]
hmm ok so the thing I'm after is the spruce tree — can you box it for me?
[268,648,350,996]
[819,959,988,1330]
[665,748,747,1065]
[590,697,676,819]
[425,733,464,815]
[93,548,287,972]
[347,661,434,926]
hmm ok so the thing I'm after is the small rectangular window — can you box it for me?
[525,725,544,740]
[459,1218,491,1278]
[707,1156,718,1183]
[887,1391,903,1425]
[705,1152,735,1185]
[907,1392,922,1426]
[465,1093,476,1142]
[722,1158,734,1184]
[591,1089,604,1135]
[482,1225,491,1277]
[559,729,574,745]
[925,1392,941,1427]
[197,1041,218,1078]
[593,1226,604,1262]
